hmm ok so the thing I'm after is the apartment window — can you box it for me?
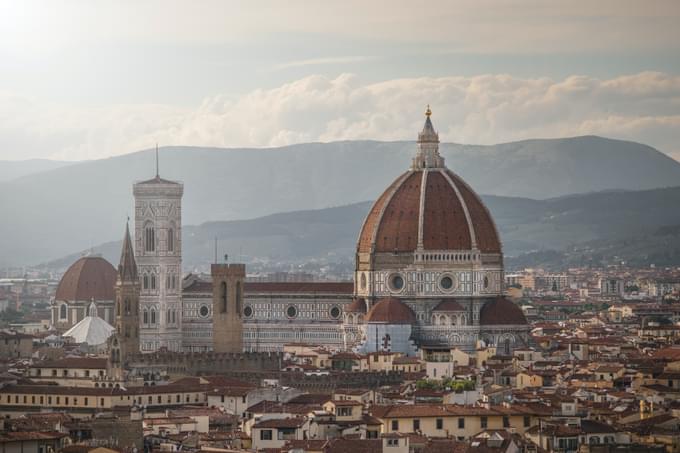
[100,398,104,406]
[177,395,180,403]
[338,407,352,417]
[480,416,488,429]
[23,395,26,404]
[367,431,378,439]
[85,398,89,406]
[31,396,35,404]
[391,420,399,431]
[458,418,465,429]
[148,396,152,404]
[260,430,273,440]
[158,396,162,403]
[503,416,510,428]
[56,397,60,404]
[436,418,443,430]
[387,439,399,447]
[65,397,69,405]
[413,419,420,431]
[40,396,44,404]
[48,396,52,404]
[524,415,531,427]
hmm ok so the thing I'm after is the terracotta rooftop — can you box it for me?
[345,297,367,313]
[55,256,117,301]
[432,298,465,312]
[244,281,353,294]
[365,297,416,324]
[479,297,528,326]
[357,168,501,255]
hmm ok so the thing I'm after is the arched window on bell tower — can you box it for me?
[220,281,228,313]
[236,281,242,316]
[168,225,175,252]
[144,222,155,252]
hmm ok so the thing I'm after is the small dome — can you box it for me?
[55,256,117,301]
[345,297,367,313]
[432,299,465,312]
[366,297,416,324]
[479,297,527,325]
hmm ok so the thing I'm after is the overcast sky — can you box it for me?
[1,0,679,161]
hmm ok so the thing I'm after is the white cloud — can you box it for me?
[1,71,679,161]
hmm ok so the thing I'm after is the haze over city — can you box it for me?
[2,3,680,453]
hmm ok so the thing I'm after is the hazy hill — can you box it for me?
[3,135,680,267]
[43,186,680,272]
[0,159,72,182]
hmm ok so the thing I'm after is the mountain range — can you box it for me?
[2,135,680,268]
[42,185,680,273]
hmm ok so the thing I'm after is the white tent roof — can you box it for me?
[63,316,114,346]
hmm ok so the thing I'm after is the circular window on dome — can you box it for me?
[243,305,253,318]
[286,305,298,318]
[329,306,341,319]
[199,305,210,318]
[388,273,405,292]
[440,275,455,291]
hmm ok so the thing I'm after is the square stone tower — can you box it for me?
[211,263,245,353]
[133,171,183,353]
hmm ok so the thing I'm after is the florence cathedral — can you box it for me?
[52,109,528,358]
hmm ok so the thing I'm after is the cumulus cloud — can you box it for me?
[1,71,679,161]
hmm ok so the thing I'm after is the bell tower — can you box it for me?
[211,263,245,353]
[116,222,141,362]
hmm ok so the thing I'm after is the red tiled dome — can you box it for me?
[432,299,465,312]
[345,297,367,313]
[479,297,527,325]
[55,256,117,301]
[365,297,416,324]
[357,168,501,255]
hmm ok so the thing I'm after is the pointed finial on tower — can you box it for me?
[119,221,138,283]
[155,143,159,178]
[425,104,432,117]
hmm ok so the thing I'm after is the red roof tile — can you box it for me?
[366,297,415,324]
[55,256,117,301]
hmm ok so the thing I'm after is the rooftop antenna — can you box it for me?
[155,143,159,178]
[214,237,218,264]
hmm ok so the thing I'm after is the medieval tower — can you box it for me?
[211,263,245,353]
[134,158,184,352]
[115,223,140,360]
[109,222,141,379]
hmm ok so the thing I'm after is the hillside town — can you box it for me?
[0,112,679,453]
